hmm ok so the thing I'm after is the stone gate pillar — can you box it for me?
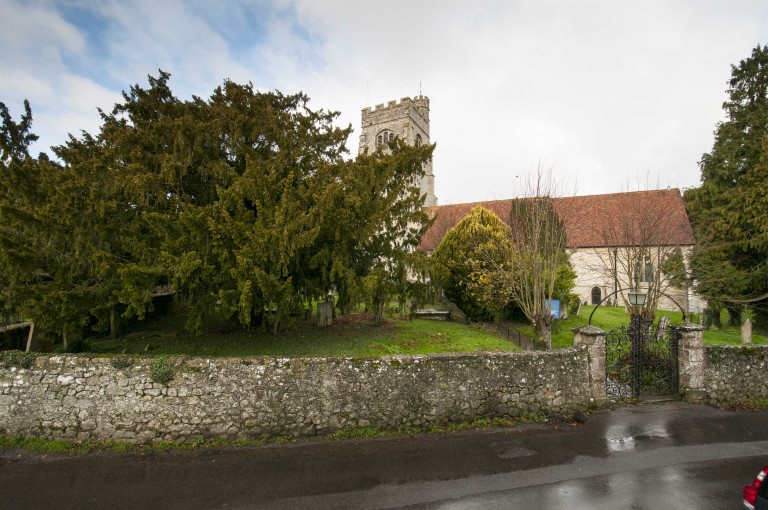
[671,323,705,402]
[573,325,608,408]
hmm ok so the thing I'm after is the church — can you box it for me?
[357,95,437,207]
[359,95,703,314]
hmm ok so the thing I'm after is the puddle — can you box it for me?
[491,443,538,459]
[604,420,674,452]
[606,431,672,452]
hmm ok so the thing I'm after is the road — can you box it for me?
[1,402,766,509]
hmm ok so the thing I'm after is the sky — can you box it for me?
[1,0,766,205]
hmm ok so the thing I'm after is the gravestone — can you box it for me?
[742,318,752,344]
[317,301,333,327]
[656,315,670,340]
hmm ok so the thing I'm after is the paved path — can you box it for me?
[1,402,766,509]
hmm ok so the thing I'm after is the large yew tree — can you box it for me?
[686,45,768,328]
[1,72,433,340]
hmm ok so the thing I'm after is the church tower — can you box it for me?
[358,95,436,207]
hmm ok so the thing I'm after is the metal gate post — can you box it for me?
[629,314,643,398]
[669,328,680,394]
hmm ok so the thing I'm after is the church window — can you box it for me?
[415,134,422,147]
[376,130,395,148]
[640,255,654,283]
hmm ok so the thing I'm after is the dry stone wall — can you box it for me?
[0,349,590,443]
[703,345,768,403]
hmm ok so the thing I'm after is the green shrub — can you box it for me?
[432,206,514,322]
[149,356,175,385]
[1,351,37,369]
[110,357,133,370]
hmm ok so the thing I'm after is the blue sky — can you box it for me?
[1,0,766,204]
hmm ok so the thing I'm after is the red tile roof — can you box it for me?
[420,189,695,252]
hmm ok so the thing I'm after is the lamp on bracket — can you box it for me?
[628,290,647,307]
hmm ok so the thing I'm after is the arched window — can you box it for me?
[640,255,654,283]
[415,134,422,147]
[376,130,395,148]
[591,287,602,305]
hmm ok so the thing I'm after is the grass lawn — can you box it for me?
[87,312,521,357]
[519,305,768,349]
[8,304,763,358]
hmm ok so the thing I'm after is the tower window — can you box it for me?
[376,130,395,147]
[415,134,422,147]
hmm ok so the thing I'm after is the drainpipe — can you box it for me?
[613,248,618,306]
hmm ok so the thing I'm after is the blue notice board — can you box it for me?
[544,299,561,319]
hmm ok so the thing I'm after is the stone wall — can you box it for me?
[703,345,768,403]
[0,349,591,443]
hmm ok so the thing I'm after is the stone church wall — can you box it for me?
[569,247,697,313]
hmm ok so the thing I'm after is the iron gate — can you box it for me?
[605,320,680,400]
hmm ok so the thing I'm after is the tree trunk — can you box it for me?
[337,292,353,316]
[62,325,68,351]
[110,308,116,339]
[398,295,407,319]
[273,307,281,336]
[251,307,264,329]
[534,317,552,350]
[374,300,385,327]
[25,323,38,352]
[727,306,742,327]
[703,306,722,328]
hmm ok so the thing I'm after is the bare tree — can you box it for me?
[469,168,571,349]
[506,171,570,349]
[584,189,692,322]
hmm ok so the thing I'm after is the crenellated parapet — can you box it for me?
[361,96,429,130]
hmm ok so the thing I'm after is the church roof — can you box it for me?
[420,188,695,252]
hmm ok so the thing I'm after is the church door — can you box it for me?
[591,287,602,305]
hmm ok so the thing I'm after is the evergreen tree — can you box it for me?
[686,44,768,328]
[2,72,436,343]
[433,206,515,322]
[0,100,42,325]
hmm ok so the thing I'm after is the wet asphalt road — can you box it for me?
[1,402,767,509]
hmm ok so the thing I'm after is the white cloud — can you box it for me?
[87,0,253,97]
[2,0,766,200]
[0,0,118,154]
[0,0,85,67]
[279,0,766,202]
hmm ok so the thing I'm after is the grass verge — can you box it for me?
[715,398,768,412]
[0,414,571,456]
